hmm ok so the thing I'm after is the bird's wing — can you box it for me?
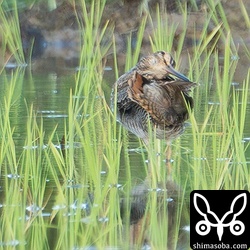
[111,68,136,111]
[162,80,197,93]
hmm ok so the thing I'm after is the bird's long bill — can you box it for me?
[167,65,190,82]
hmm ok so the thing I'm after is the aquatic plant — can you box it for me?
[0,0,249,249]
[0,1,25,67]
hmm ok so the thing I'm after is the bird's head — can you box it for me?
[136,51,190,82]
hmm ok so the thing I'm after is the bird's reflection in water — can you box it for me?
[120,177,189,249]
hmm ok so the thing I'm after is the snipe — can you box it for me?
[111,51,196,143]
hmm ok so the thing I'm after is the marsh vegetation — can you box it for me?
[0,0,249,249]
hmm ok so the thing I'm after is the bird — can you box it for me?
[111,51,196,144]
[119,177,189,248]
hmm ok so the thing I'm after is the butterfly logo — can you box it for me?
[193,193,247,241]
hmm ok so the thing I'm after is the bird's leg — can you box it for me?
[142,138,153,177]
[142,137,163,186]
[165,142,172,176]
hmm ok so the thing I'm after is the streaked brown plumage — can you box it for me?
[111,51,196,142]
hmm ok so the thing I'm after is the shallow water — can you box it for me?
[1,51,249,247]
[1,1,250,249]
